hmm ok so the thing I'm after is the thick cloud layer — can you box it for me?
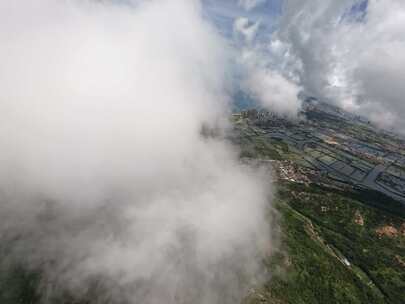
[0,1,272,303]
[242,65,301,118]
[233,16,302,118]
[270,0,405,132]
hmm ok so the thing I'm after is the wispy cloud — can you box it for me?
[269,0,405,132]
[238,0,267,11]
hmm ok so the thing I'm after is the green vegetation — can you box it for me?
[0,264,40,304]
[248,181,405,304]
[235,109,405,304]
[239,135,283,160]
[233,126,299,162]
[1,110,405,304]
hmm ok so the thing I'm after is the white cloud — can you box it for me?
[270,0,405,132]
[238,0,267,11]
[232,14,302,118]
[233,17,261,44]
[243,66,302,118]
[238,46,302,118]
[0,1,273,303]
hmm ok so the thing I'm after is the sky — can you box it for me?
[203,0,282,38]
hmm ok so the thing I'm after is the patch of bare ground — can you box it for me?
[394,255,405,268]
[354,210,364,226]
[376,225,399,238]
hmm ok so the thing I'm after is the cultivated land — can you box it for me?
[233,99,405,304]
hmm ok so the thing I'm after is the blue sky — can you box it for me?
[202,0,282,39]
[203,0,370,39]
